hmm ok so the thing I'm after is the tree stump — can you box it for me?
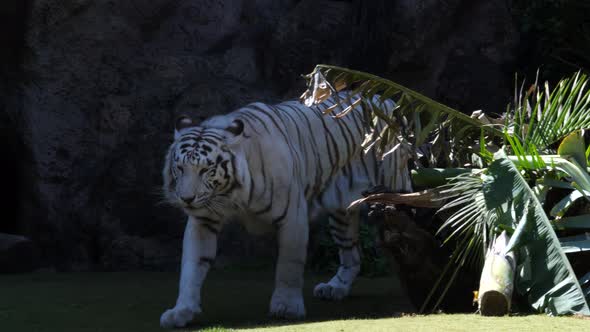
[477,231,516,316]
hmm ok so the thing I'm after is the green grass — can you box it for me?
[240,315,590,331]
[0,270,588,332]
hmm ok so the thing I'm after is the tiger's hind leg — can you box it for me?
[313,209,361,300]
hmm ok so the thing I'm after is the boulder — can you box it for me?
[0,233,38,273]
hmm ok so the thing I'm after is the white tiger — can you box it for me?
[160,94,412,328]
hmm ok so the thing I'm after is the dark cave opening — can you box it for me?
[0,1,30,80]
[0,121,25,235]
[0,0,31,236]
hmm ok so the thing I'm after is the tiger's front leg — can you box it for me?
[160,216,219,328]
[269,193,308,319]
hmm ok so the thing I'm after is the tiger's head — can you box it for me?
[163,115,245,212]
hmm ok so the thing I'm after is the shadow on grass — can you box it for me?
[0,268,413,332]
[180,268,413,330]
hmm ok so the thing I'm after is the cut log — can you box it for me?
[478,231,516,316]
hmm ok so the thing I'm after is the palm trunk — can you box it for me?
[478,231,516,316]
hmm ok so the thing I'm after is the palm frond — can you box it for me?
[422,152,590,314]
[301,65,503,167]
[491,153,590,315]
[509,72,590,153]
[420,172,491,313]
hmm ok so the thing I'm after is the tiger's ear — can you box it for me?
[223,119,246,145]
[174,115,193,139]
[225,119,244,136]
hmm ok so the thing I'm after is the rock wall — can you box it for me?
[1,0,523,271]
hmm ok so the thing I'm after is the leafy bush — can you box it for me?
[301,64,590,315]
[308,220,390,277]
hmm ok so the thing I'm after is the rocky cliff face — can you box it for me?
[1,0,521,271]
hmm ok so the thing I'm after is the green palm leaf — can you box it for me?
[422,152,590,315]
[510,72,590,153]
[301,65,503,166]
[484,153,589,315]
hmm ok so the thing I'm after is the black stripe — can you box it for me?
[329,224,347,234]
[199,257,215,265]
[342,164,349,176]
[249,104,291,143]
[253,180,273,215]
[179,133,200,141]
[243,111,271,133]
[238,112,267,134]
[282,105,309,176]
[247,172,256,205]
[341,117,359,155]
[201,138,219,145]
[331,233,352,244]
[270,105,302,175]
[336,184,344,207]
[195,216,220,224]
[347,164,354,190]
[180,136,197,142]
[200,223,219,235]
[359,152,371,182]
[200,130,224,139]
[350,109,365,137]
[292,106,324,198]
[333,114,352,159]
[372,150,379,184]
[272,188,290,227]
[224,154,239,193]
[329,214,348,227]
[311,108,338,179]
[271,182,291,225]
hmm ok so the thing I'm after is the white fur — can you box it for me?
[313,247,361,300]
[160,217,216,328]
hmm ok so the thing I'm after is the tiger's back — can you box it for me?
[213,95,412,226]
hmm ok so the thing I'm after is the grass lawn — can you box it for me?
[1,269,588,332]
[237,314,590,332]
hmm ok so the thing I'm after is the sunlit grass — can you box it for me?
[238,315,590,332]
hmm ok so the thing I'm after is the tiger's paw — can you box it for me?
[160,305,201,328]
[269,288,305,319]
[313,282,350,300]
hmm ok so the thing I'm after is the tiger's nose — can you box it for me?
[180,195,195,204]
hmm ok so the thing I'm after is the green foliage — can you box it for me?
[411,168,474,188]
[309,221,340,274]
[492,154,589,315]
[309,221,389,277]
[557,131,587,168]
[303,65,590,315]
[508,72,590,154]
[358,223,390,277]
[422,152,590,315]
